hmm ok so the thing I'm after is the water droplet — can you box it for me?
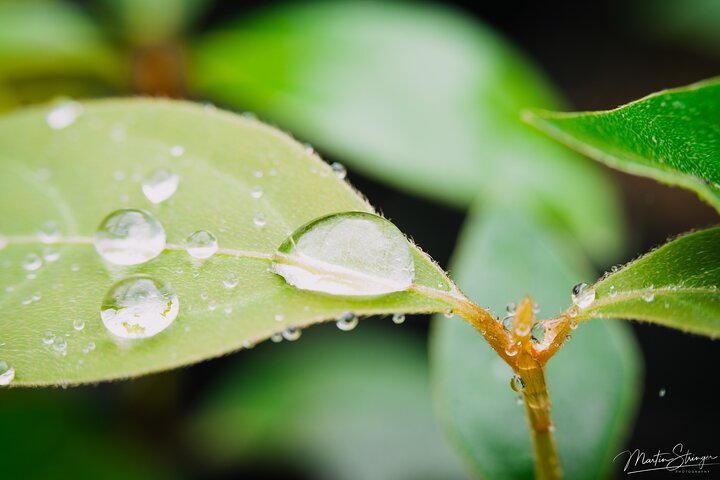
[142,169,180,204]
[0,361,15,386]
[170,145,184,157]
[271,333,283,343]
[185,230,218,259]
[250,186,263,199]
[42,331,54,345]
[506,303,516,315]
[46,101,82,129]
[82,341,96,354]
[571,282,595,309]
[274,313,285,322]
[444,308,455,318]
[95,209,166,265]
[223,273,239,289]
[253,212,267,228]
[43,248,60,262]
[392,313,406,324]
[569,320,579,330]
[532,303,540,314]
[510,374,524,392]
[330,162,347,179]
[73,319,85,331]
[501,315,513,332]
[208,300,217,311]
[282,326,302,341]
[505,342,520,357]
[531,322,545,343]
[22,253,43,271]
[100,275,179,339]
[336,311,358,331]
[609,285,617,297]
[223,305,233,315]
[642,291,655,302]
[52,336,67,356]
[0,235,6,250]
[37,221,61,244]
[658,388,666,398]
[271,212,415,296]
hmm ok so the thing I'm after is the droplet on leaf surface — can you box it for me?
[571,282,595,309]
[100,275,179,339]
[142,169,180,204]
[95,209,166,265]
[271,212,415,296]
[185,230,218,259]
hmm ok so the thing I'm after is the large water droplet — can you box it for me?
[185,230,218,259]
[95,209,166,265]
[271,212,415,296]
[142,169,180,204]
[336,311,358,331]
[100,275,179,339]
[571,282,595,309]
[46,101,82,129]
[0,361,15,386]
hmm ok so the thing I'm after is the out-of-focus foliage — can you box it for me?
[432,206,641,479]
[191,325,467,480]
[190,1,623,263]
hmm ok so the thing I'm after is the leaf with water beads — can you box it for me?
[572,226,720,337]
[0,99,460,386]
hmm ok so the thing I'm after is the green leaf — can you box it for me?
[190,324,467,480]
[0,99,455,386]
[576,227,720,337]
[0,1,121,86]
[189,1,623,263]
[431,206,641,479]
[524,78,720,212]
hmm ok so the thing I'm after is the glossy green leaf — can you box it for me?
[525,78,720,211]
[576,227,720,337]
[189,1,623,262]
[0,1,121,87]
[0,389,173,479]
[431,207,641,479]
[190,325,467,480]
[0,99,455,386]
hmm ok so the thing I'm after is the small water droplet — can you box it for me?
[46,101,82,129]
[253,212,267,228]
[208,300,217,311]
[82,341,96,354]
[100,275,179,339]
[569,320,579,330]
[73,319,85,331]
[282,326,302,341]
[271,212,415,296]
[271,333,283,343]
[571,282,595,309]
[501,315,513,332]
[274,313,285,322]
[510,374,524,392]
[223,305,233,315]
[532,303,540,314]
[43,248,60,262]
[505,342,520,357]
[330,162,347,179]
[37,221,61,244]
[531,322,545,343]
[200,291,209,301]
[95,209,166,265]
[170,145,185,157]
[658,388,666,398]
[392,313,406,324]
[0,361,15,386]
[444,308,454,318]
[223,273,239,289]
[52,336,67,355]
[22,253,43,271]
[250,186,264,199]
[185,230,218,259]
[505,303,516,315]
[42,331,54,345]
[142,169,180,204]
[336,311,358,331]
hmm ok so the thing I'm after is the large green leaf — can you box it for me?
[191,324,467,480]
[525,78,720,211]
[431,206,641,479]
[575,227,720,337]
[0,1,121,89]
[189,1,623,262]
[0,99,456,386]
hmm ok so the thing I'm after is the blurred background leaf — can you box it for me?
[189,1,624,263]
[0,0,123,110]
[431,206,641,479]
[190,324,467,480]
